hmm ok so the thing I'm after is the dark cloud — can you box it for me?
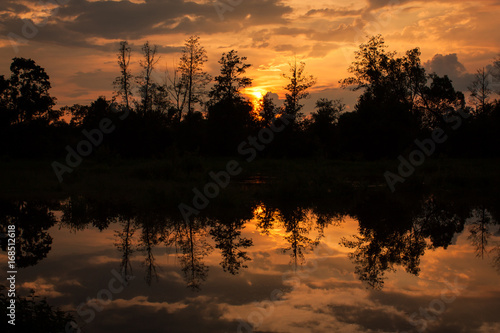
[272,26,314,37]
[326,304,412,331]
[0,0,292,50]
[273,43,310,54]
[310,18,366,42]
[367,0,412,10]
[424,53,475,91]
[304,8,364,18]
[308,42,341,58]
[71,69,115,91]
[0,1,30,14]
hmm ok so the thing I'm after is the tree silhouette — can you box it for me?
[341,196,465,289]
[468,68,493,115]
[0,200,57,268]
[5,57,57,125]
[210,219,253,275]
[279,207,321,266]
[0,287,74,332]
[137,41,160,115]
[417,74,466,129]
[282,59,315,123]
[468,208,492,259]
[115,218,136,278]
[176,221,212,291]
[209,50,252,104]
[60,196,115,231]
[177,36,210,117]
[309,98,345,156]
[338,36,468,158]
[258,92,279,127]
[0,75,13,127]
[254,205,279,235]
[137,215,164,285]
[114,41,133,112]
[207,50,254,154]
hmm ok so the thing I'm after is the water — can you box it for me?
[1,193,499,332]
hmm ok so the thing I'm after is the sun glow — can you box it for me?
[244,87,268,112]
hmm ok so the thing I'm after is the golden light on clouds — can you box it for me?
[0,0,498,108]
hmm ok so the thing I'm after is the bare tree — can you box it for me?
[137,41,160,114]
[468,67,492,115]
[165,63,186,120]
[113,41,133,112]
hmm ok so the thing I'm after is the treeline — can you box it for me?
[0,35,499,160]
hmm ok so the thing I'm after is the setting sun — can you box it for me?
[244,87,266,103]
[243,87,270,113]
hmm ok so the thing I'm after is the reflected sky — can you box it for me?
[1,196,499,333]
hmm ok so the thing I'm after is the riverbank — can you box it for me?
[1,157,498,204]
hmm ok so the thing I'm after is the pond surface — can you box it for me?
[1,193,500,333]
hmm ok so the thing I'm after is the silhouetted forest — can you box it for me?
[1,35,499,161]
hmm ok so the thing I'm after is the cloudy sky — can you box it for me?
[7,208,500,333]
[1,0,499,111]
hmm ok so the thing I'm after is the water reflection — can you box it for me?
[1,192,499,332]
[1,193,499,291]
[341,195,468,289]
[0,200,57,268]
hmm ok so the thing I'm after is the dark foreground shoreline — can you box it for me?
[1,157,498,204]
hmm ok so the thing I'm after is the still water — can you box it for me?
[1,193,499,332]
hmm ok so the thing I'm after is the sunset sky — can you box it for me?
[1,0,499,112]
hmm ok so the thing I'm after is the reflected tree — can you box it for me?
[175,220,212,291]
[414,196,464,249]
[280,207,321,267]
[0,200,57,268]
[137,214,164,285]
[61,196,115,231]
[0,286,74,332]
[254,204,330,267]
[210,219,253,275]
[341,196,465,289]
[114,217,137,278]
[254,205,279,235]
[467,208,498,261]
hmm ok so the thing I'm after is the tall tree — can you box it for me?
[137,41,159,114]
[165,64,186,120]
[340,35,427,111]
[468,67,492,115]
[282,59,316,122]
[207,50,253,154]
[340,35,467,131]
[113,41,133,112]
[177,36,210,118]
[338,36,430,157]
[7,57,56,124]
[209,50,252,104]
